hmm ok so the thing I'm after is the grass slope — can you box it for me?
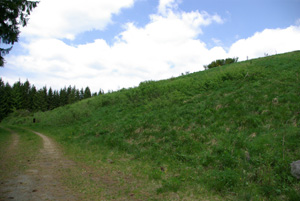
[3,51,300,200]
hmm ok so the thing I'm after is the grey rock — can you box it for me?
[291,160,300,179]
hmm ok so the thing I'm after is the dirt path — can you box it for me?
[8,133,19,151]
[0,131,80,201]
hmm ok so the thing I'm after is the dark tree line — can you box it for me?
[204,57,239,70]
[0,78,103,121]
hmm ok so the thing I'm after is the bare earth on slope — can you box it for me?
[0,131,80,201]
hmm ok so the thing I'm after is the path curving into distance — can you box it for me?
[0,130,79,201]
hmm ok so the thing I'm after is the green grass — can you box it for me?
[2,51,300,200]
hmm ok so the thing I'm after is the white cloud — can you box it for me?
[229,26,300,60]
[7,4,225,92]
[21,0,135,39]
[4,1,300,93]
[158,0,180,15]
[109,9,225,78]
[212,38,223,46]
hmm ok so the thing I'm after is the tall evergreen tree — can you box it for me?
[29,85,38,111]
[79,88,84,100]
[66,85,72,102]
[59,87,68,106]
[52,90,60,109]
[75,89,80,102]
[0,80,13,121]
[48,87,54,110]
[0,79,8,120]
[68,86,77,104]
[22,80,31,109]
[12,81,23,110]
[36,87,48,111]
[84,87,91,99]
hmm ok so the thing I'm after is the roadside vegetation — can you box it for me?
[1,51,300,200]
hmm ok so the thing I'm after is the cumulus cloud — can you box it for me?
[229,26,300,60]
[7,3,226,92]
[212,38,223,46]
[110,9,225,78]
[4,1,300,92]
[158,0,180,15]
[21,0,135,40]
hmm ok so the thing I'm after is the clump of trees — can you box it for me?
[0,78,103,121]
[204,57,238,70]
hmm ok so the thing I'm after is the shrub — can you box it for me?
[204,57,238,69]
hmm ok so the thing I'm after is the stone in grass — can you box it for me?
[291,160,300,179]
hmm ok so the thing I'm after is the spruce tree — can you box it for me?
[75,89,80,102]
[79,88,84,100]
[29,85,38,111]
[84,87,91,99]
[36,86,48,111]
[12,81,23,110]
[0,79,6,120]
[23,80,31,109]
[52,90,60,108]
[59,87,68,106]
[48,87,54,110]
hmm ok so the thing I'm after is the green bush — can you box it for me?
[204,57,238,69]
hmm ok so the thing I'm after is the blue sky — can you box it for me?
[65,0,300,47]
[1,0,300,92]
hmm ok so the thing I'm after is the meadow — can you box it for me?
[2,51,300,200]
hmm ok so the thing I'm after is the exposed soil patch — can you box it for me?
[8,133,19,151]
[0,131,80,201]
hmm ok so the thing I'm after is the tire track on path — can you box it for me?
[8,132,19,152]
[0,130,80,201]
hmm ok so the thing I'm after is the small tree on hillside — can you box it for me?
[204,57,238,70]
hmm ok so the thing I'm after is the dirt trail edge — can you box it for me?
[0,130,80,201]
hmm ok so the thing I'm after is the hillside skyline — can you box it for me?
[1,0,300,92]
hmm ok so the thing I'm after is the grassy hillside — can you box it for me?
[2,51,300,200]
